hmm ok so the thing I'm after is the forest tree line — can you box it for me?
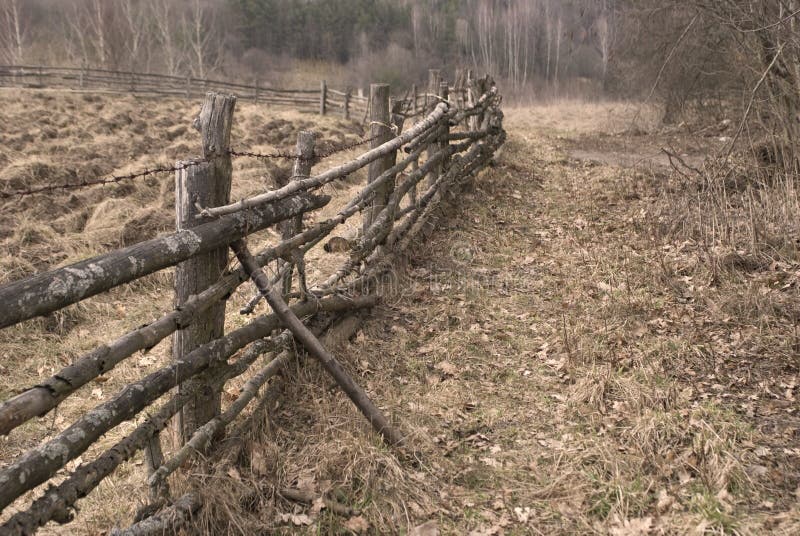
[2,0,799,143]
[0,0,614,94]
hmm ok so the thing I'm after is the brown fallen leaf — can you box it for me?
[435,361,458,377]
[409,520,439,536]
[344,515,369,534]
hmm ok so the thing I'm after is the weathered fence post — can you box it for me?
[344,87,351,120]
[426,78,446,188]
[173,92,236,444]
[453,68,464,110]
[439,80,451,175]
[411,83,417,116]
[283,131,315,295]
[426,69,441,112]
[320,80,327,115]
[363,83,393,234]
[466,69,476,130]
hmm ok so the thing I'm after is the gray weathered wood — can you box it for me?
[363,84,393,234]
[427,69,441,112]
[344,87,351,119]
[0,191,328,330]
[201,102,450,220]
[174,93,236,441]
[320,80,327,115]
[286,131,315,295]
[231,241,403,446]
[0,294,375,514]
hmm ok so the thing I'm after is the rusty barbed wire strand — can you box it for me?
[0,159,209,200]
[0,133,383,199]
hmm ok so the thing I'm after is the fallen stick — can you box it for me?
[279,488,360,518]
[230,240,403,446]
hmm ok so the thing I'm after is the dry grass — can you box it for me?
[1,90,799,535]
[0,88,371,532]
[174,101,798,534]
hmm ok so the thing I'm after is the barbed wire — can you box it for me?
[0,133,381,199]
[0,159,207,200]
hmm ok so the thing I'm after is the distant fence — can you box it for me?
[0,69,504,534]
[0,65,474,122]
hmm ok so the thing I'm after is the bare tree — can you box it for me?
[121,0,153,72]
[151,0,183,76]
[183,0,224,78]
[596,2,614,83]
[0,0,25,65]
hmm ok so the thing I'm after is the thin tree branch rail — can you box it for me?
[0,73,505,533]
[231,239,404,446]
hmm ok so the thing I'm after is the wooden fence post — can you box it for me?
[439,81,451,173]
[363,83,393,234]
[427,69,441,112]
[411,83,417,116]
[344,87,351,120]
[283,131,315,295]
[466,69,476,129]
[173,92,236,444]
[426,78,446,188]
[320,80,327,115]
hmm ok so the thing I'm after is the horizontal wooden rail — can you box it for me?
[0,192,329,329]
[0,75,506,533]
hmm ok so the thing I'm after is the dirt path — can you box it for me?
[302,104,800,534]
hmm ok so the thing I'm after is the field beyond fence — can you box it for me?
[0,67,505,534]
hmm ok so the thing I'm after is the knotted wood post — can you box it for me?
[320,80,327,115]
[363,83,394,234]
[173,92,236,444]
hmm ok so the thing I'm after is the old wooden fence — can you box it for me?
[0,70,504,535]
[0,65,475,122]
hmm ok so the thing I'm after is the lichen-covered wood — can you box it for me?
[0,192,330,329]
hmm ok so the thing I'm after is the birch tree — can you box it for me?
[0,0,25,65]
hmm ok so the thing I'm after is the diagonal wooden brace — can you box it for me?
[230,239,403,447]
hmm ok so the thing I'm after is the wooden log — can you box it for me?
[230,241,403,446]
[0,163,399,438]
[109,494,201,536]
[0,191,329,330]
[174,92,235,442]
[149,343,294,488]
[200,102,450,219]
[0,294,376,514]
[363,84,393,234]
